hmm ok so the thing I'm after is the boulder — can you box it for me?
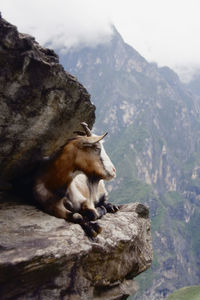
[0,192,152,300]
[0,18,95,181]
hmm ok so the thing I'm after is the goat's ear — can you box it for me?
[88,133,108,144]
[81,133,108,147]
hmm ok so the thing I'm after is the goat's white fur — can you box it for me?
[99,140,116,179]
[66,173,108,212]
[66,138,114,216]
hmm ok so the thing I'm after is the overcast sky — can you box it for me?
[1,0,200,81]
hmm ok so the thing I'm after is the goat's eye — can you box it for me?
[94,147,101,154]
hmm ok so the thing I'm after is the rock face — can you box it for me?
[0,192,152,300]
[59,27,200,299]
[0,18,95,181]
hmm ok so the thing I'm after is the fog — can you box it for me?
[1,0,200,81]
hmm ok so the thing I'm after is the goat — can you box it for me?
[66,123,119,221]
[33,123,116,237]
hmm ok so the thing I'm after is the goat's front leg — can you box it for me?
[53,198,102,239]
[82,178,107,221]
[96,206,107,218]
[96,195,120,213]
[81,200,107,221]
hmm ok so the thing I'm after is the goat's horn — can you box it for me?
[88,132,108,144]
[81,122,92,136]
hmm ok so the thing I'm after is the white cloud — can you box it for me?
[1,0,200,80]
[1,0,113,49]
[108,0,200,75]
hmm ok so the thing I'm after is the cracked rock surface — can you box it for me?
[0,193,152,300]
[0,18,95,181]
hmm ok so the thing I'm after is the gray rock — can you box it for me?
[0,18,152,299]
[0,193,152,300]
[0,18,95,181]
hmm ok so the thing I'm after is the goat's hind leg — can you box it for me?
[51,197,83,223]
[43,196,102,239]
[55,198,102,238]
[50,198,73,219]
[90,221,102,234]
[81,221,102,239]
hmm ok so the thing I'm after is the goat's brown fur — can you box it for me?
[33,134,112,222]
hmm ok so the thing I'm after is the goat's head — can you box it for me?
[71,124,116,181]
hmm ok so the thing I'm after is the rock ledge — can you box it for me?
[0,193,152,300]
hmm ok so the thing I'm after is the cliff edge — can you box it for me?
[0,193,152,300]
[0,18,153,300]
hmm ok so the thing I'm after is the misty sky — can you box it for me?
[1,0,200,81]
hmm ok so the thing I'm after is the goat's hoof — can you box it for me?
[117,204,123,209]
[96,206,107,218]
[113,205,120,212]
[91,222,102,234]
[105,203,119,213]
[81,222,98,239]
[82,209,98,221]
[91,229,98,238]
[72,213,83,223]
[105,203,115,213]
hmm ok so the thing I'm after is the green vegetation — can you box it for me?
[110,179,154,204]
[164,191,183,207]
[187,209,200,268]
[183,153,200,174]
[61,29,200,300]
[151,203,167,231]
[166,286,200,300]
[127,124,149,153]
[131,267,154,299]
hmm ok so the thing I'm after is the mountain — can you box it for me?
[185,70,200,97]
[58,27,200,299]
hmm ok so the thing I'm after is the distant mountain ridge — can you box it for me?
[58,27,200,299]
[185,69,200,97]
